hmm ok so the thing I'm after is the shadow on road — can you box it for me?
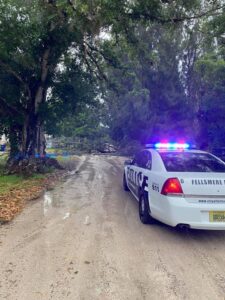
[150,219,225,244]
[123,189,225,244]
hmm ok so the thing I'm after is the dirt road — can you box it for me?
[1,155,225,300]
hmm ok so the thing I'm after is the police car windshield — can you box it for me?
[159,152,225,172]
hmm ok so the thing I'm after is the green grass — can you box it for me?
[0,152,63,195]
[0,155,24,194]
[0,155,7,175]
[0,175,25,194]
[0,175,47,195]
[0,173,46,195]
[31,174,46,180]
[0,153,54,195]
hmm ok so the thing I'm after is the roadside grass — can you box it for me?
[0,154,46,195]
[0,154,7,175]
[0,172,56,222]
[0,155,48,222]
[0,152,78,195]
[0,151,79,222]
[0,174,46,195]
[0,175,25,194]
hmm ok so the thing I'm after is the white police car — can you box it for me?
[123,143,225,230]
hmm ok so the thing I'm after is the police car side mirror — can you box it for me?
[124,159,133,166]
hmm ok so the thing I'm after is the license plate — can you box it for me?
[209,211,225,222]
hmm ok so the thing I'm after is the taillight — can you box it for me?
[161,178,183,196]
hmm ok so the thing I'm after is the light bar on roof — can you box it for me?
[154,142,190,149]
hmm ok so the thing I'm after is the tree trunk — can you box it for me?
[36,121,46,157]
[15,106,42,158]
[20,112,37,157]
[20,47,51,157]
[6,45,51,161]
[21,115,29,156]
[8,125,20,159]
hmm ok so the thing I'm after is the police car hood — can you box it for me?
[172,173,225,197]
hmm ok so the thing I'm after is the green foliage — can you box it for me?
[194,55,225,148]
[101,1,225,151]
[0,0,104,155]
[44,58,99,136]
[0,0,225,156]
[104,22,194,146]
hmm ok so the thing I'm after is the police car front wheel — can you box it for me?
[139,193,155,224]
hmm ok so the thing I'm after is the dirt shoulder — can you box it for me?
[0,155,81,223]
[0,170,67,222]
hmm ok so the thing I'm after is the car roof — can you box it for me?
[144,148,208,154]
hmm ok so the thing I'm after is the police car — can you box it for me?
[123,143,225,230]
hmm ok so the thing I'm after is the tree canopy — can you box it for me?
[0,0,225,161]
[101,1,225,151]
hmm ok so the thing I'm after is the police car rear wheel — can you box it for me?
[139,193,155,224]
[123,173,129,191]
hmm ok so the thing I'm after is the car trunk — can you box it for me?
[173,173,225,202]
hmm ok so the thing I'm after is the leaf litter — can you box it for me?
[0,170,67,222]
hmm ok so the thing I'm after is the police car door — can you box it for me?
[127,151,150,198]
[139,150,151,194]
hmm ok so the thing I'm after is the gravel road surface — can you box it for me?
[1,155,225,300]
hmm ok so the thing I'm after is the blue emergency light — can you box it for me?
[145,142,191,150]
[154,143,190,149]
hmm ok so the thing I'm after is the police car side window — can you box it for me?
[141,151,148,169]
[146,151,152,170]
[135,151,151,169]
[134,152,142,167]
[132,153,138,166]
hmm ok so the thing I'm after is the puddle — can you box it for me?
[68,170,76,176]
[41,155,93,219]
[43,193,53,216]
[63,212,70,220]
[84,215,91,225]
[43,189,65,216]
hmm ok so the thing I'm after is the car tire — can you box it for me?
[123,173,129,191]
[139,192,155,224]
